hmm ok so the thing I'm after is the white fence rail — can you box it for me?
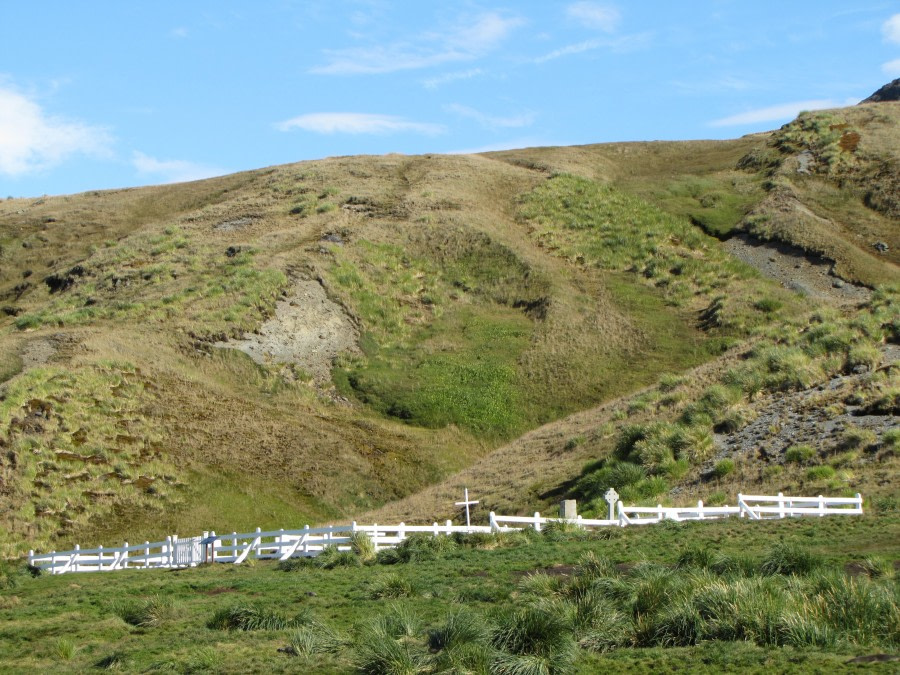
[28,492,862,575]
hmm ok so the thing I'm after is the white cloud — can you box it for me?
[0,86,112,176]
[311,11,522,75]
[533,32,650,63]
[423,68,483,90]
[132,151,226,183]
[170,26,188,38]
[275,113,446,135]
[709,99,848,127]
[567,2,620,32]
[883,13,900,43]
[445,103,535,129]
[447,12,523,51]
[534,38,602,63]
[882,58,900,76]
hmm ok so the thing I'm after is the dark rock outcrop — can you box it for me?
[861,78,900,103]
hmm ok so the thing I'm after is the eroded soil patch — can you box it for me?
[215,279,359,384]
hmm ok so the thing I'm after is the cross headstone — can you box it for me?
[604,488,619,521]
[455,488,480,529]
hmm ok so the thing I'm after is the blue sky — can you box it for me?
[2,1,899,197]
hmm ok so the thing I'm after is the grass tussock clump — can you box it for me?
[376,533,459,565]
[111,595,177,628]
[336,540,900,672]
[207,603,312,631]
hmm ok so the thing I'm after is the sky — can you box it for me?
[2,1,899,197]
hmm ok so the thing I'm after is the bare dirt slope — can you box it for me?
[215,278,360,386]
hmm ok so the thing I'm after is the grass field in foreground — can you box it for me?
[1,511,897,673]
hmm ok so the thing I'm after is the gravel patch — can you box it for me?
[724,233,871,306]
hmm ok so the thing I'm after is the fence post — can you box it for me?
[72,544,80,573]
[399,522,406,541]
[698,500,704,520]
[303,525,310,556]
[489,512,499,532]
[28,550,34,570]
[856,493,863,515]
[657,505,663,522]
[372,523,379,552]
[777,493,785,519]
[210,531,217,564]
[446,519,452,535]
[122,542,129,570]
[533,512,541,532]
[818,495,825,517]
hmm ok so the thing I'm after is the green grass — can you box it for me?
[12,227,287,337]
[2,514,898,673]
[329,219,728,439]
[516,174,797,331]
[569,284,898,513]
[638,173,764,238]
[0,362,178,557]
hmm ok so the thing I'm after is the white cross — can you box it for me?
[604,488,619,521]
[455,488,480,529]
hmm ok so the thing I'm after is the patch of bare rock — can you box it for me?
[724,233,871,306]
[215,279,359,385]
[709,344,898,474]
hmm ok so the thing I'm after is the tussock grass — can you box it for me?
[207,603,312,631]
[287,622,346,658]
[111,594,177,628]
[760,543,822,576]
[367,573,416,600]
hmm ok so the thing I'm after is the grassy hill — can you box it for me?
[0,103,898,562]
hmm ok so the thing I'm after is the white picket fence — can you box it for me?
[27,492,863,575]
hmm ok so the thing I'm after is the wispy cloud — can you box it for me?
[882,58,900,76]
[275,112,445,135]
[566,2,620,32]
[535,38,602,63]
[709,99,851,127]
[170,26,188,39]
[883,13,900,43]
[311,11,523,75]
[132,151,226,183]
[423,68,483,90]
[445,103,535,129]
[533,32,650,63]
[0,86,112,176]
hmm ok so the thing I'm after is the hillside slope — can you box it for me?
[0,103,897,557]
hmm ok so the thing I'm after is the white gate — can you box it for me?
[173,536,202,567]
